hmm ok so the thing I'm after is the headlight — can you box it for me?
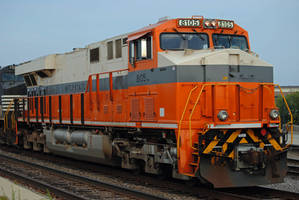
[204,20,210,27]
[269,109,279,120]
[211,20,217,27]
[217,110,228,121]
[204,19,217,28]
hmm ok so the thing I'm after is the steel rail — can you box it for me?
[219,186,299,200]
[0,149,260,200]
[1,147,299,200]
[287,145,299,176]
[0,166,87,200]
[287,166,299,176]
[0,153,166,200]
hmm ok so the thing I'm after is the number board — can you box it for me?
[178,19,201,27]
[218,20,234,29]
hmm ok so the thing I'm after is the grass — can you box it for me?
[0,185,53,200]
[0,186,8,200]
[45,189,53,200]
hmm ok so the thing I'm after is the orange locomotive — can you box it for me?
[2,16,293,187]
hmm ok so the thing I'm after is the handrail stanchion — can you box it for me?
[177,85,198,160]
[109,72,113,101]
[275,84,293,147]
[189,85,206,149]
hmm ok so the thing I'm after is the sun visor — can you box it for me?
[128,31,151,41]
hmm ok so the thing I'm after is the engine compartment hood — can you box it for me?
[157,49,273,68]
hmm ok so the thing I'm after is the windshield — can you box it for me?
[212,34,248,51]
[160,33,209,50]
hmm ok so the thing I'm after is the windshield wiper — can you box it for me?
[192,29,205,41]
[172,28,186,40]
[213,35,219,45]
[228,36,232,47]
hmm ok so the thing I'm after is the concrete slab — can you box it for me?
[0,176,45,200]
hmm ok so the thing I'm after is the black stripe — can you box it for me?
[27,98,30,123]
[14,99,18,120]
[215,130,234,147]
[59,96,62,123]
[23,98,25,122]
[44,96,46,116]
[40,96,44,122]
[49,96,52,123]
[81,93,84,124]
[236,85,240,121]
[259,85,263,121]
[202,131,218,148]
[31,97,33,111]
[245,134,255,143]
[198,134,204,152]
[27,65,273,96]
[212,85,215,120]
[70,94,73,124]
[258,134,271,145]
[35,97,38,122]
[225,136,243,157]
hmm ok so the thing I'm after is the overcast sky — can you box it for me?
[0,0,298,85]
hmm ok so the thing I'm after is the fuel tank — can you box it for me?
[45,128,120,166]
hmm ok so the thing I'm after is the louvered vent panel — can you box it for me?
[116,104,122,114]
[131,98,140,121]
[144,97,155,121]
[103,105,109,114]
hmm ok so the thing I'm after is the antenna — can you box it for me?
[158,16,170,22]
[192,15,203,19]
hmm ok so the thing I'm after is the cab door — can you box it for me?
[127,31,157,122]
[128,31,154,71]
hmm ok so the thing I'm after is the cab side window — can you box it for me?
[107,41,113,60]
[129,35,152,64]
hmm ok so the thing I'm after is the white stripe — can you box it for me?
[209,123,262,129]
[269,123,279,127]
[26,118,136,127]
[27,118,174,128]
[141,123,178,129]
[84,121,136,127]
[44,119,136,127]
[94,70,128,79]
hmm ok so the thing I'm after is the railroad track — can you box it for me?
[0,153,165,200]
[219,186,299,200]
[0,148,240,200]
[0,146,299,200]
